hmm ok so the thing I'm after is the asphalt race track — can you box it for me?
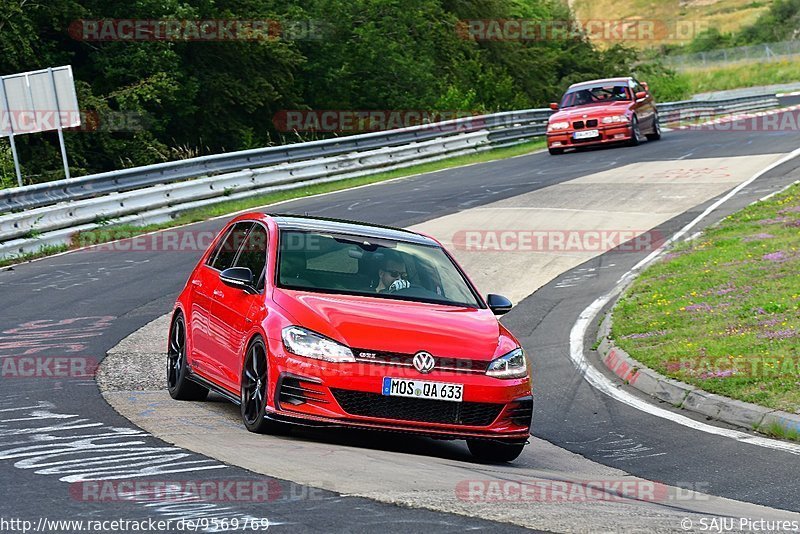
[2,108,800,532]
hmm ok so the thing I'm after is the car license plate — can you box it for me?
[382,377,463,402]
[573,129,599,139]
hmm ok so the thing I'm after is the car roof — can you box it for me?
[567,77,633,90]
[266,214,438,246]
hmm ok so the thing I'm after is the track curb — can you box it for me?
[596,310,800,439]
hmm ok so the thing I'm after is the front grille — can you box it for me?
[331,389,504,426]
[352,348,487,374]
[573,119,598,130]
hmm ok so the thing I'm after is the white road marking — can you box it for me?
[0,401,265,532]
[684,232,702,242]
[473,206,658,216]
[569,147,800,453]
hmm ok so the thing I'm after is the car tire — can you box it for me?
[466,439,526,462]
[241,337,283,434]
[646,114,662,141]
[167,312,209,401]
[627,116,641,146]
[548,147,564,155]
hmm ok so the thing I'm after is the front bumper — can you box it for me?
[268,350,533,441]
[547,124,632,149]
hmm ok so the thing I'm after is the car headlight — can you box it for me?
[486,348,528,379]
[601,115,629,124]
[547,121,570,132]
[281,326,355,363]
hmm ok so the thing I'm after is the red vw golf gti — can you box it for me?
[546,77,661,155]
[168,214,533,461]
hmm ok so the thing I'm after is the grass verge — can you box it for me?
[676,59,800,95]
[0,139,545,269]
[570,0,767,48]
[612,183,800,415]
[761,421,800,442]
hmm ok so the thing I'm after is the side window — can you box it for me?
[206,227,231,267]
[233,224,269,291]
[633,81,644,95]
[209,222,254,271]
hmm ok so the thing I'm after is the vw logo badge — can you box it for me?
[412,351,435,374]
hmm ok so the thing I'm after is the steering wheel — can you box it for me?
[388,285,442,300]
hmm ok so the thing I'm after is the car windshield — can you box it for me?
[560,84,631,108]
[276,230,482,308]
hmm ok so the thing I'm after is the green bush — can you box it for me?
[0,141,18,190]
[635,63,692,102]
[676,0,800,54]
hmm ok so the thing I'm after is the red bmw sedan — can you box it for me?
[546,76,661,155]
[168,213,533,461]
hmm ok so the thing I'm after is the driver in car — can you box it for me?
[375,251,411,293]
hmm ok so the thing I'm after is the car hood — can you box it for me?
[551,101,631,122]
[273,289,505,361]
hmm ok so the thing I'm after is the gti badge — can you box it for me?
[412,351,435,374]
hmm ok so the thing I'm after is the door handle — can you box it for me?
[213,290,224,298]
[191,280,202,287]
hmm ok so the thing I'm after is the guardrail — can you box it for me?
[0,93,782,260]
[0,109,550,214]
[658,94,778,124]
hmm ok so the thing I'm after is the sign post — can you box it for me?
[48,67,71,181]
[0,81,22,187]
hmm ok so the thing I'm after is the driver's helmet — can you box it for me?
[574,90,591,104]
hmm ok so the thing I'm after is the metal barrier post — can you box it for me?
[0,80,23,187]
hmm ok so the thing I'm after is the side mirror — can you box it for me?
[220,267,256,293]
[487,294,513,315]
[549,103,559,111]
[635,91,647,100]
